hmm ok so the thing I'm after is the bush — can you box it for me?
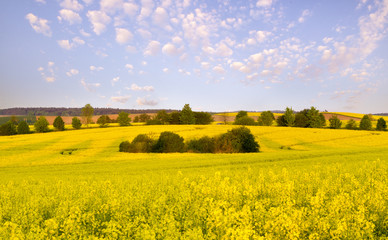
[168,112,181,124]
[34,116,49,133]
[235,111,248,120]
[345,119,357,130]
[117,112,131,126]
[53,116,65,131]
[329,115,342,129]
[234,116,257,126]
[72,117,82,129]
[17,121,30,134]
[257,111,275,126]
[139,114,151,123]
[187,136,216,153]
[194,112,213,125]
[216,127,259,153]
[152,131,185,153]
[276,115,287,126]
[376,117,387,131]
[119,141,131,152]
[359,115,372,130]
[146,118,162,125]
[119,134,156,153]
[97,115,110,127]
[0,121,17,136]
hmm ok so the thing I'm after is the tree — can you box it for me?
[235,111,248,120]
[81,104,94,127]
[117,112,131,126]
[139,113,151,122]
[276,115,287,126]
[133,116,139,123]
[0,121,17,136]
[152,131,185,153]
[53,116,65,131]
[329,115,342,129]
[97,115,110,127]
[307,107,323,128]
[155,110,170,124]
[359,114,372,130]
[169,112,181,124]
[294,109,309,128]
[283,107,295,127]
[180,104,195,124]
[34,116,49,133]
[257,111,275,126]
[215,127,259,153]
[376,117,387,131]
[345,119,357,130]
[194,112,213,125]
[72,117,82,129]
[17,121,30,134]
[234,116,257,126]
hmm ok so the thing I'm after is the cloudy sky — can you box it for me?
[1,0,388,112]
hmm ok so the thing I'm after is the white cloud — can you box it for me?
[46,77,55,82]
[57,37,85,50]
[111,95,131,103]
[249,53,264,63]
[136,96,158,106]
[138,0,154,21]
[163,68,169,73]
[66,68,79,76]
[256,31,271,43]
[81,79,101,92]
[37,67,44,71]
[100,0,123,13]
[162,43,180,56]
[80,29,91,37]
[321,49,332,62]
[172,36,183,45]
[58,9,82,24]
[230,62,244,70]
[125,64,134,70]
[256,0,272,8]
[137,28,152,39]
[25,13,52,37]
[126,45,137,53]
[153,7,169,26]
[201,62,210,69]
[213,65,225,74]
[215,43,233,57]
[86,10,111,35]
[129,83,154,91]
[298,9,312,23]
[35,0,46,3]
[90,65,104,71]
[82,0,93,5]
[115,28,133,44]
[144,40,161,56]
[48,61,55,67]
[60,0,83,11]
[124,2,139,17]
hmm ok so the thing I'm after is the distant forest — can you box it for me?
[0,108,178,116]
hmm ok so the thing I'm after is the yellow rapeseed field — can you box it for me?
[0,125,387,239]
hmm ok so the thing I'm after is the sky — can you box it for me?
[0,0,388,113]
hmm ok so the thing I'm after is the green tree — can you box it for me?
[81,104,94,127]
[34,116,49,133]
[234,116,257,126]
[345,119,357,130]
[235,111,248,120]
[97,115,110,127]
[117,112,131,126]
[72,117,82,129]
[152,131,185,153]
[215,127,259,153]
[283,107,295,127]
[169,112,181,124]
[17,121,30,134]
[133,116,139,123]
[376,117,387,131]
[139,113,151,122]
[359,114,372,130]
[180,104,195,124]
[53,116,65,131]
[155,110,170,124]
[257,111,275,126]
[194,112,213,125]
[307,107,323,128]
[0,121,17,136]
[329,115,342,129]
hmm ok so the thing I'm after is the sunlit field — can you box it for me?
[1,125,387,239]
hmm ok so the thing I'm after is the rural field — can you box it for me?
[0,124,387,239]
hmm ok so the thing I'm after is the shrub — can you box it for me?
[276,115,287,126]
[0,121,17,136]
[257,111,275,126]
[168,112,181,124]
[235,111,248,120]
[234,116,257,126]
[187,136,216,153]
[139,114,151,122]
[359,115,372,130]
[117,112,131,126]
[34,116,49,133]
[194,112,213,125]
[155,110,170,124]
[345,119,357,130]
[152,131,185,153]
[376,117,387,131]
[53,116,65,131]
[329,115,342,129]
[119,141,131,152]
[146,118,162,125]
[119,134,156,153]
[17,121,30,134]
[97,115,110,127]
[215,127,259,153]
[72,117,82,129]
[133,116,139,123]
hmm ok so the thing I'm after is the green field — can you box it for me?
[1,125,388,239]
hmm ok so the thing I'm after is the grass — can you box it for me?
[1,125,388,238]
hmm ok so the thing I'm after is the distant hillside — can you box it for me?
[0,107,178,116]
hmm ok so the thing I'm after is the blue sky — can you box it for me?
[1,0,387,113]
